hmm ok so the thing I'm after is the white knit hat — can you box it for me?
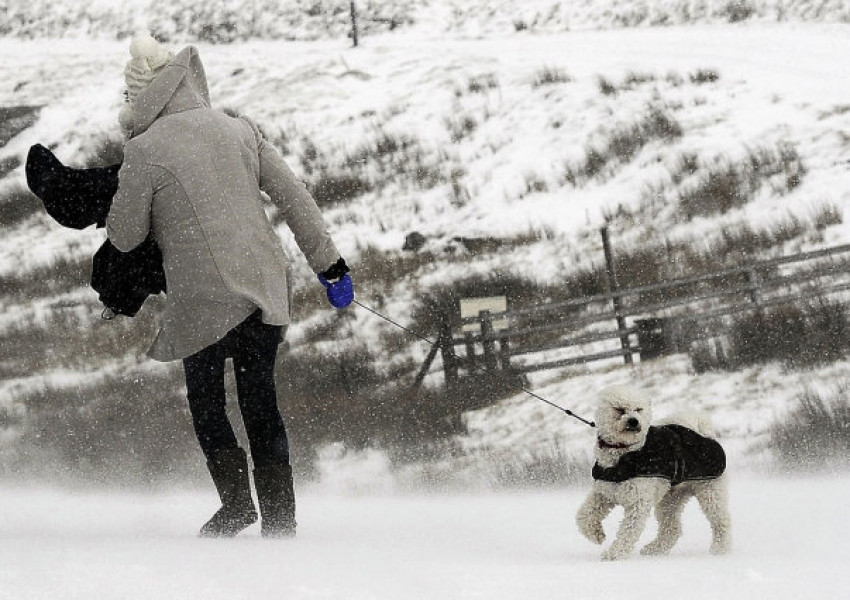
[123,33,174,103]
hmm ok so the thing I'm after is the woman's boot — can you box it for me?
[253,463,296,538]
[200,447,258,537]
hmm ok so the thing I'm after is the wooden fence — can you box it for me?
[414,231,850,388]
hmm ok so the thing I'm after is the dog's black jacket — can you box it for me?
[592,424,726,486]
[25,144,166,317]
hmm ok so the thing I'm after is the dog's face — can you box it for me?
[595,385,653,453]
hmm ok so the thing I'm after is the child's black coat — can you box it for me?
[26,144,165,316]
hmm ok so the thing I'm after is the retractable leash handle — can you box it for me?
[351,299,596,428]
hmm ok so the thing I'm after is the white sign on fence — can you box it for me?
[460,296,508,333]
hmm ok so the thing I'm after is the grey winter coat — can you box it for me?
[107,46,340,361]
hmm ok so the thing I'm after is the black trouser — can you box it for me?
[183,309,290,467]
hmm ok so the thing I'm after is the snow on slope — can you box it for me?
[3,24,850,267]
[2,0,849,41]
[2,22,850,483]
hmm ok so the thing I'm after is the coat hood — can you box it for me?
[130,46,210,137]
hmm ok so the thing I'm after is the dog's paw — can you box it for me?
[601,547,628,561]
[640,541,669,556]
[710,540,732,555]
[578,522,605,545]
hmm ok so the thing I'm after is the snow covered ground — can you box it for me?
[3,12,850,598]
[1,474,847,599]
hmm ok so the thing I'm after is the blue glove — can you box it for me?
[318,273,354,308]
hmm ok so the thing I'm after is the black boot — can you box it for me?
[200,447,258,538]
[253,463,297,538]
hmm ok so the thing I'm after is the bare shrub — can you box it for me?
[568,213,838,312]
[596,71,656,95]
[277,345,384,456]
[621,70,656,89]
[689,68,720,84]
[0,297,164,379]
[297,137,371,209]
[310,172,372,207]
[597,76,617,96]
[295,128,446,210]
[0,155,21,179]
[83,135,124,167]
[449,166,471,206]
[445,111,479,143]
[0,182,42,227]
[348,129,443,189]
[679,160,750,218]
[670,150,700,184]
[813,202,843,230]
[709,214,809,257]
[8,365,201,488]
[348,130,417,164]
[466,73,499,94]
[521,172,549,196]
[355,244,435,293]
[690,338,729,374]
[770,385,850,472]
[532,66,571,88]
[722,0,755,23]
[665,71,685,87]
[277,345,521,475]
[751,142,807,192]
[688,300,850,371]
[738,301,850,368]
[564,104,682,185]
[0,105,40,147]
[0,253,89,299]
[6,332,503,485]
[490,441,590,488]
[677,143,806,219]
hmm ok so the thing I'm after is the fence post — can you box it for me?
[413,331,442,388]
[746,267,761,305]
[350,1,359,47]
[498,334,512,371]
[479,310,499,373]
[601,225,633,364]
[439,318,458,388]
[464,330,476,375]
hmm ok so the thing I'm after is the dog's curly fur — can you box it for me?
[576,385,732,560]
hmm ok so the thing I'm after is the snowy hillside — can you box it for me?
[2,5,850,489]
[2,0,850,41]
[3,5,850,599]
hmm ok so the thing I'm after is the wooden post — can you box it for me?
[498,335,512,371]
[464,331,476,375]
[439,318,458,387]
[413,333,441,388]
[601,226,633,364]
[746,267,761,305]
[350,1,359,47]
[479,310,498,373]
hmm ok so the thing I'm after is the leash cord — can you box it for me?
[351,299,595,428]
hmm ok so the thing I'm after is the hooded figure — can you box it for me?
[106,34,354,538]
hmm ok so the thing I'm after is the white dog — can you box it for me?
[575,385,732,560]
